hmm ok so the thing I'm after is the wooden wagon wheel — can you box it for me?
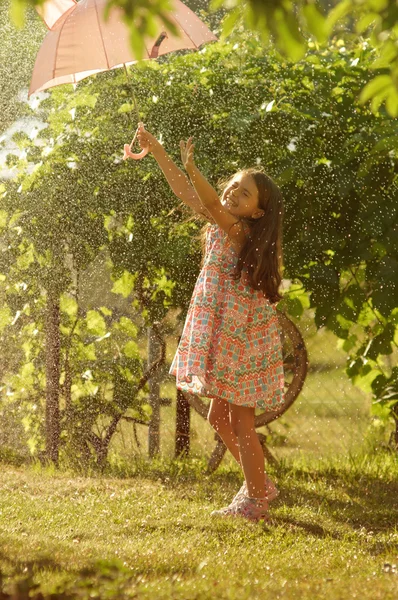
[181,310,309,472]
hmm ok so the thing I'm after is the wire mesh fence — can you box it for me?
[111,307,376,468]
[0,300,385,468]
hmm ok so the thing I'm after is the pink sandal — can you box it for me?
[211,495,269,523]
[232,474,279,507]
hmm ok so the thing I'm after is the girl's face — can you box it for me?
[221,173,264,219]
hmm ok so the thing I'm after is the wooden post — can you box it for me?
[147,326,161,457]
[175,389,191,457]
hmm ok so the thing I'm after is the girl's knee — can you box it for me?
[234,422,253,439]
[230,406,255,437]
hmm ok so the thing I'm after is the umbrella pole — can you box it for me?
[123,63,141,125]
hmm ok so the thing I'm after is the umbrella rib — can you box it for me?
[94,0,110,69]
[53,14,70,80]
[171,10,197,49]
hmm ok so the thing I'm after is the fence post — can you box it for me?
[175,334,191,456]
[175,389,191,456]
[147,326,161,457]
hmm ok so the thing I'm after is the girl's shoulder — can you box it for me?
[207,222,251,257]
[208,219,251,237]
[225,219,251,250]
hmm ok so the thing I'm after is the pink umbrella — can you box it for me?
[30,0,216,95]
[31,0,216,159]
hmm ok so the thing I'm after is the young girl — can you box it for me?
[137,124,285,522]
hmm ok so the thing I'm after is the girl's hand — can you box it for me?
[180,138,195,172]
[137,124,159,153]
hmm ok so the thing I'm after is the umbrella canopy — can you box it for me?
[29,0,217,96]
[36,0,77,30]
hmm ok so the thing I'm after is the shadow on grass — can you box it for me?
[0,552,63,576]
[0,552,199,600]
[282,471,396,516]
[271,515,345,539]
[269,514,398,557]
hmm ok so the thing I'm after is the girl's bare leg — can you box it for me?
[230,404,265,498]
[208,397,241,465]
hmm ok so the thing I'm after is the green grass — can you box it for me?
[1,453,398,599]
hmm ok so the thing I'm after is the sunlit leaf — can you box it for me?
[60,295,78,317]
[112,271,135,298]
[123,340,140,358]
[302,4,331,44]
[359,75,393,104]
[86,310,107,337]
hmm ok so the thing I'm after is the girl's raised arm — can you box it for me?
[181,139,247,251]
[137,125,213,222]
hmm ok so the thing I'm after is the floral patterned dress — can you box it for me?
[169,223,285,410]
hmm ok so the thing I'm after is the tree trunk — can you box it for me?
[45,290,61,465]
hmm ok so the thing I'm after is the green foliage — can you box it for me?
[0,1,44,133]
[210,0,398,120]
[59,301,148,467]
[1,30,397,460]
[217,0,398,118]
[7,0,398,118]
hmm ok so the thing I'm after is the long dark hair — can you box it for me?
[234,168,284,303]
[201,168,284,304]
